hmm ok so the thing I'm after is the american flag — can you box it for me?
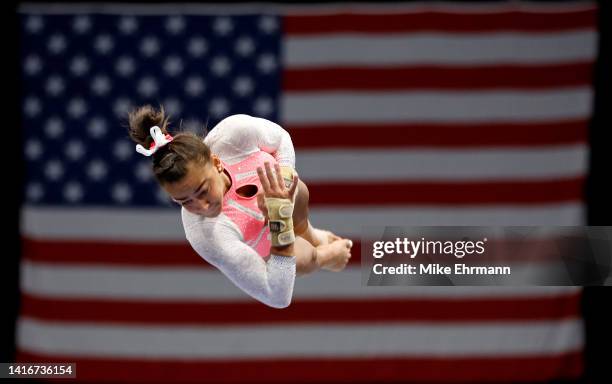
[18,2,596,382]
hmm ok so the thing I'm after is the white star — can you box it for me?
[135,161,153,182]
[137,77,158,98]
[258,54,277,74]
[233,76,254,97]
[64,182,84,202]
[45,75,64,96]
[213,17,233,36]
[87,159,107,181]
[166,16,186,34]
[25,16,44,34]
[73,15,91,34]
[211,56,231,76]
[187,37,207,57]
[163,97,182,116]
[254,97,273,116]
[118,16,138,34]
[140,36,160,57]
[67,98,87,119]
[163,56,183,77]
[156,186,172,205]
[47,34,66,54]
[87,117,107,138]
[235,36,255,57]
[25,139,43,160]
[259,16,278,34]
[44,117,64,138]
[91,75,111,95]
[113,97,132,118]
[44,160,64,180]
[26,182,44,201]
[209,98,228,118]
[70,55,90,76]
[182,118,205,135]
[24,55,42,75]
[184,76,205,97]
[23,97,41,117]
[95,35,114,54]
[65,140,85,160]
[115,56,135,77]
[112,182,132,203]
[113,140,132,160]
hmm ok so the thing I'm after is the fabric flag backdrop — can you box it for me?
[18,2,596,382]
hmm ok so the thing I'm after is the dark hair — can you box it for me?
[127,104,211,184]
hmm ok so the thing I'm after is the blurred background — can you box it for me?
[4,0,612,382]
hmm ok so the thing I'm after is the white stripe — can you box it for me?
[21,204,585,240]
[282,88,592,124]
[17,2,596,15]
[17,317,583,358]
[286,31,596,67]
[227,199,265,221]
[235,170,258,181]
[297,145,588,182]
[21,261,580,301]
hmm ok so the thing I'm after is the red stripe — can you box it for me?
[308,177,585,205]
[19,292,581,324]
[288,120,588,148]
[284,9,596,35]
[284,63,593,91]
[16,350,583,383]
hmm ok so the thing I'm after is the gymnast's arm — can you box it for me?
[183,217,296,309]
[206,114,296,168]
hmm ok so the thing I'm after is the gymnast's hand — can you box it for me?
[256,162,298,220]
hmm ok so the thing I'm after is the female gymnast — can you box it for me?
[127,105,353,308]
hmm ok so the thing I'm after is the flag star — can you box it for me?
[135,161,153,182]
[73,15,91,34]
[47,34,66,54]
[113,97,133,118]
[25,139,43,160]
[115,56,136,77]
[25,16,44,34]
[95,34,114,55]
[213,17,234,36]
[156,186,172,205]
[184,76,205,97]
[113,140,132,160]
[257,54,277,74]
[70,55,90,76]
[163,56,183,77]
[45,117,64,138]
[87,117,108,138]
[87,159,108,181]
[91,75,112,96]
[24,97,41,117]
[65,139,85,160]
[254,97,273,116]
[182,118,204,135]
[166,16,186,34]
[211,56,231,76]
[26,182,44,202]
[44,160,64,180]
[235,36,255,57]
[233,76,254,97]
[45,75,64,96]
[24,55,43,75]
[112,182,132,203]
[163,97,182,116]
[64,182,84,202]
[140,37,160,57]
[209,98,229,118]
[137,77,158,98]
[259,16,278,34]
[187,37,208,57]
[118,16,138,34]
[67,98,87,119]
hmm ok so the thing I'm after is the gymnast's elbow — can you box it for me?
[262,293,292,309]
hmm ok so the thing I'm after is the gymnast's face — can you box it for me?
[164,155,229,217]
